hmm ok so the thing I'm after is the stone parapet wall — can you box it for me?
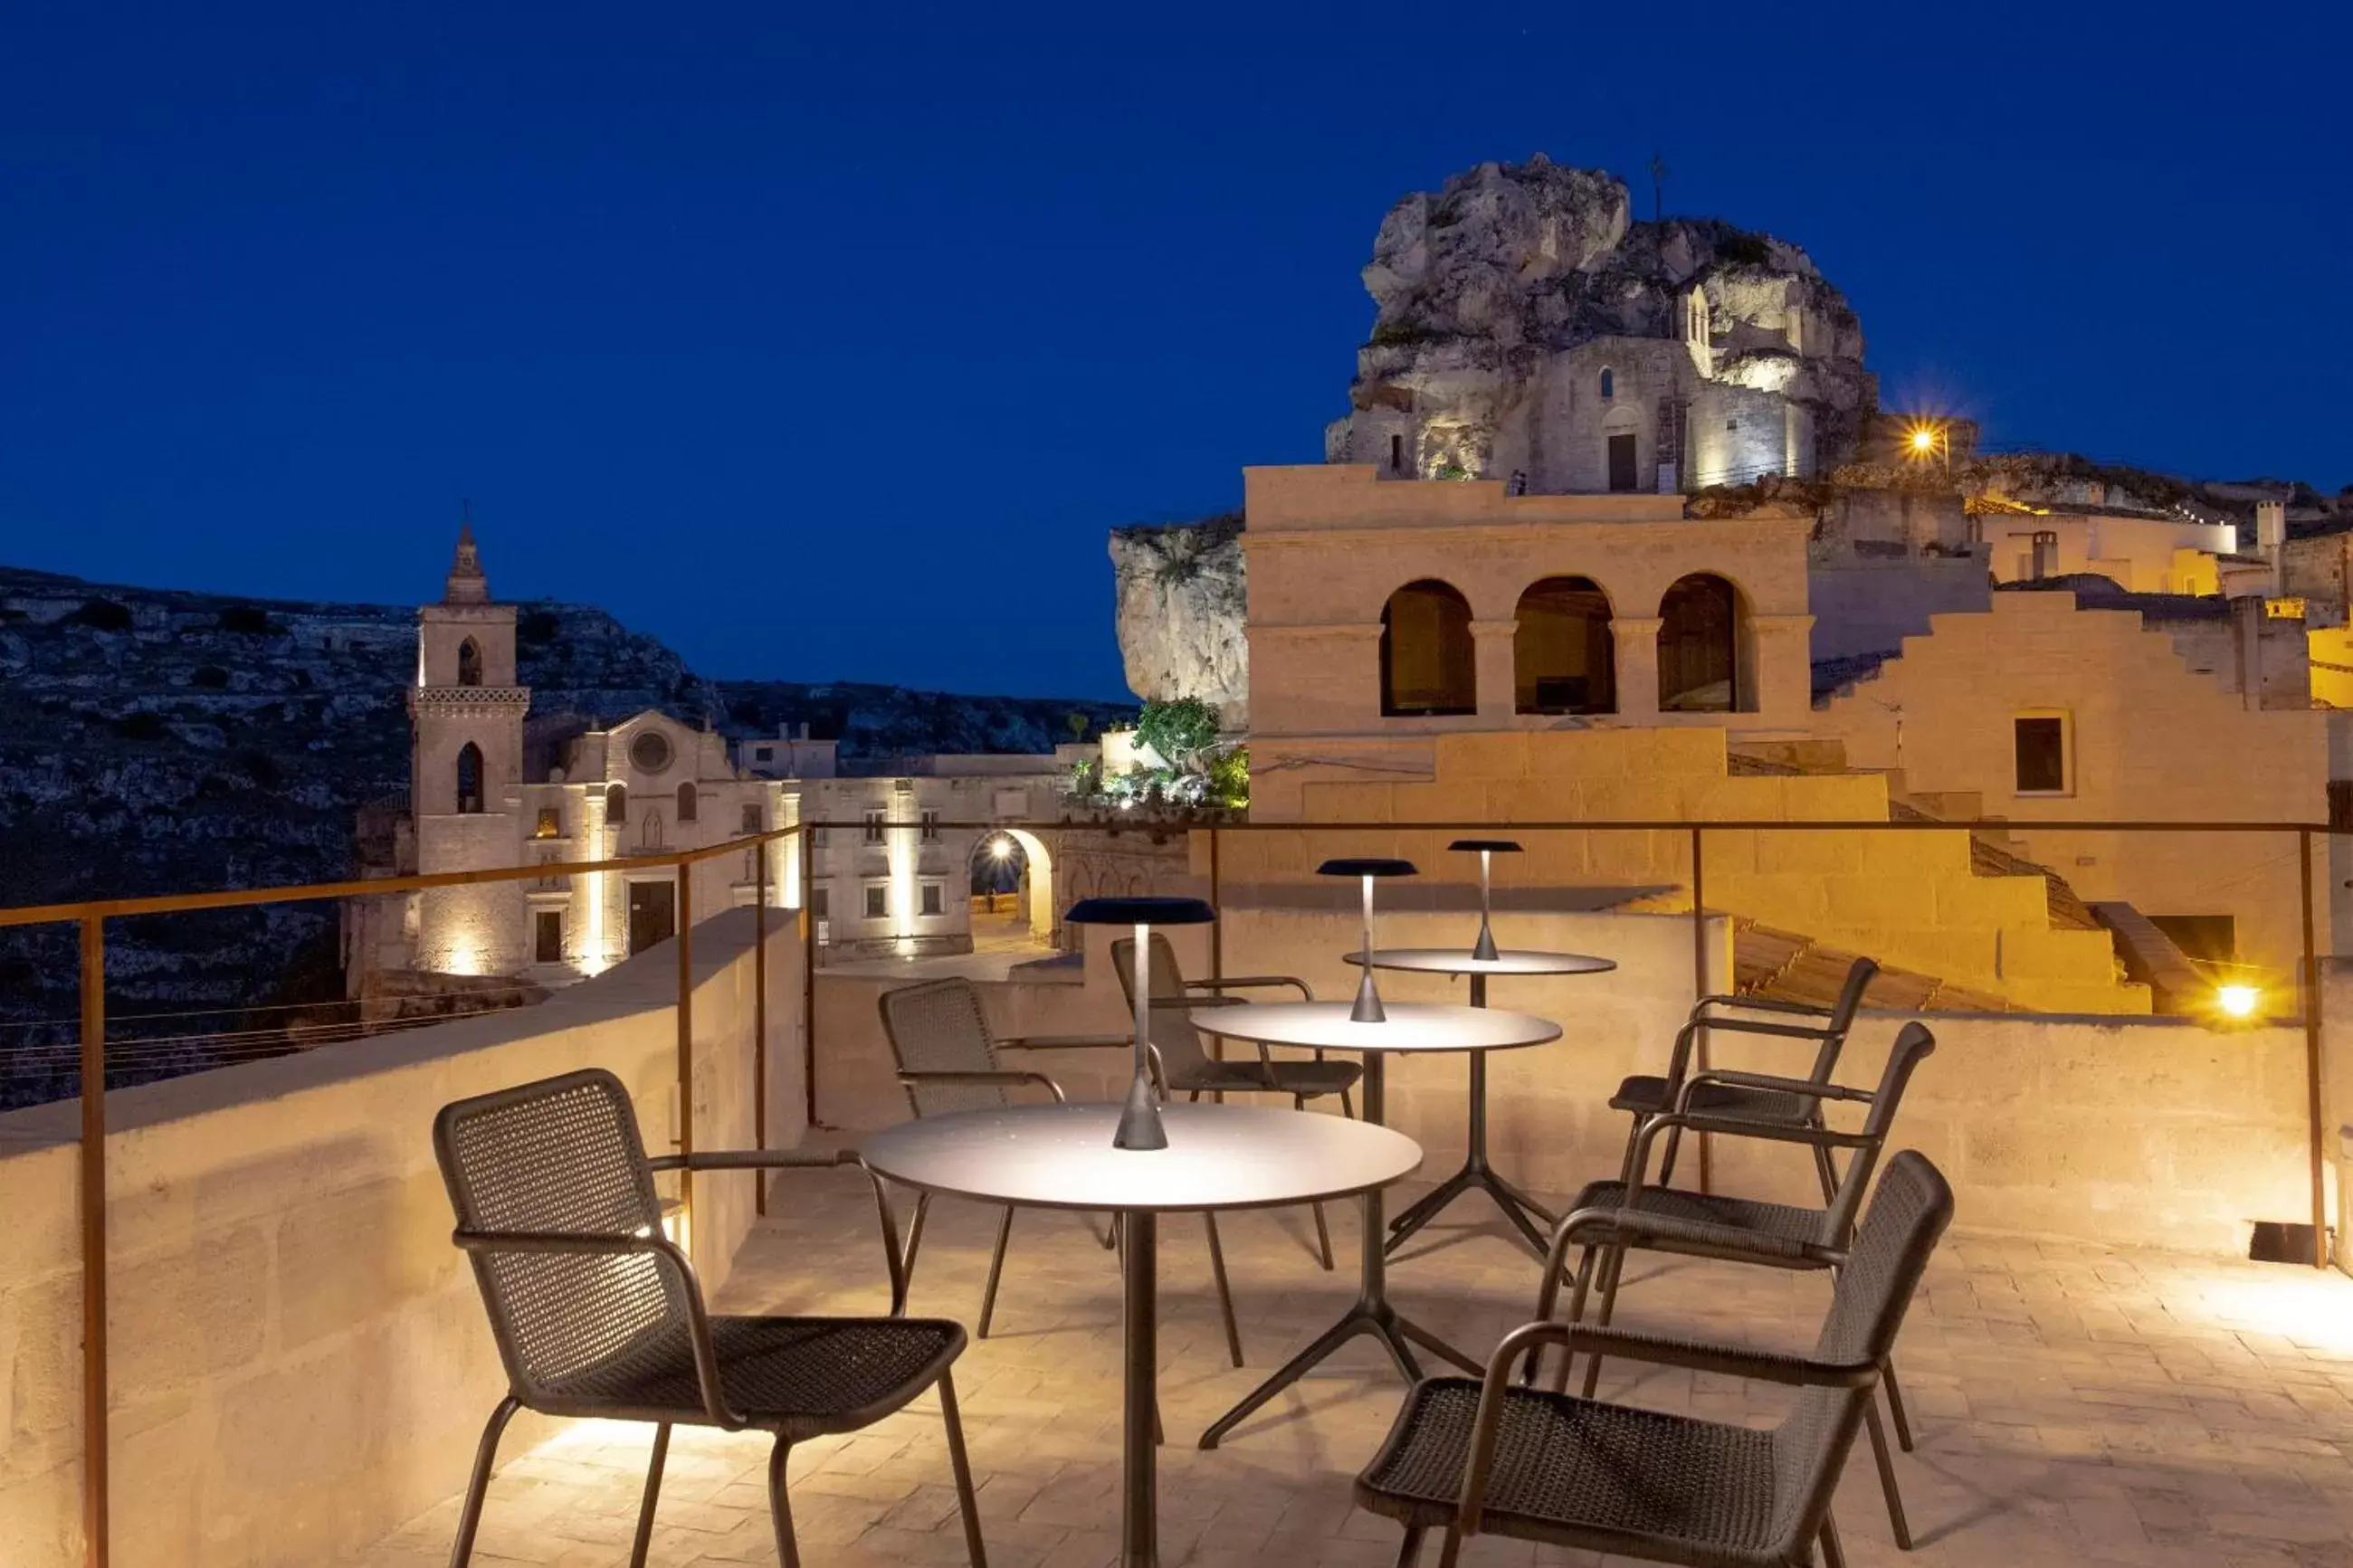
[0,908,804,1568]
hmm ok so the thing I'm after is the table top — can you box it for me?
[1345,947,1617,978]
[858,1102,1423,1212]
[1187,1000,1562,1055]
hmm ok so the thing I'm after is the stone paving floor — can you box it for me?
[350,1166,2353,1568]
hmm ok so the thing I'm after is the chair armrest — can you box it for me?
[1455,1320,1878,1538]
[1685,1013,1840,1042]
[1672,1069,1873,1112]
[1534,1201,1829,1323]
[999,1032,1133,1050]
[643,1148,911,1316]
[1694,993,1836,1020]
[451,1227,738,1427]
[900,1069,1067,1104]
[1188,974,1314,1001]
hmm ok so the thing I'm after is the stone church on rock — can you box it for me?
[1323,157,1874,496]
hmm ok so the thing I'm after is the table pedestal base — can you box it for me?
[1385,1049,1557,1258]
[1199,1057,1477,1449]
[1122,1212,1157,1566]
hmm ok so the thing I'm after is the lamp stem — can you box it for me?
[1351,874,1386,1023]
[1115,922,1168,1149]
[1472,849,1499,962]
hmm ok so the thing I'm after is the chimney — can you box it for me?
[2258,499,2287,595]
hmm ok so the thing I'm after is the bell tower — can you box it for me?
[406,518,532,974]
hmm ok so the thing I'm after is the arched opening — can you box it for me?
[455,743,484,813]
[1379,579,1476,717]
[1598,367,1615,400]
[639,807,664,851]
[1657,573,1747,712]
[605,782,628,825]
[1514,577,1616,714]
[675,782,697,823]
[457,638,482,687]
[968,828,1057,951]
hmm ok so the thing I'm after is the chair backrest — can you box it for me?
[878,977,1015,1117]
[1805,955,1881,1083]
[1768,1151,1954,1552]
[433,1069,687,1406]
[1810,1020,1936,1247]
[1110,933,1220,1085]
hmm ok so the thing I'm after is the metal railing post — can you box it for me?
[801,822,818,1129]
[675,865,694,1242]
[79,917,109,1568]
[1689,825,1710,1197]
[753,839,768,1219]
[2300,827,2329,1268]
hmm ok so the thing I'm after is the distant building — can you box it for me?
[347,531,1071,992]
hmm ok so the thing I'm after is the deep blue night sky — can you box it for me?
[3,5,2347,700]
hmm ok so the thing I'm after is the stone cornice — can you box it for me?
[408,685,532,715]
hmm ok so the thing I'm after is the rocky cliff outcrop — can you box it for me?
[1109,514,1248,724]
[1327,156,1875,485]
[0,565,1130,1107]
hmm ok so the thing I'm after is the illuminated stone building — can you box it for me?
[357,532,1066,989]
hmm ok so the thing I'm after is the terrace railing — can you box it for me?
[0,811,2339,1568]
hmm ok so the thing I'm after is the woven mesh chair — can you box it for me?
[434,1069,984,1568]
[1111,931,1358,1269]
[1356,1150,1951,1568]
[1608,956,1878,1198]
[877,975,1244,1365]
[1546,1021,1937,1548]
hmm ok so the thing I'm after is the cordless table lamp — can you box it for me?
[1315,858,1418,1022]
[1065,895,1216,1150]
[1448,839,1522,962]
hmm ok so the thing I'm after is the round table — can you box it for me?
[1345,947,1615,1255]
[861,1101,1421,1568]
[1186,1000,1562,1449]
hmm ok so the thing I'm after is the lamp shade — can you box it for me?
[1065,895,1215,927]
[1315,858,1418,878]
[1447,839,1523,854]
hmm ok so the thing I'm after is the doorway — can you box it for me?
[627,880,676,955]
[534,910,562,965]
[1606,432,1638,492]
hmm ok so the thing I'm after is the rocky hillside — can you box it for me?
[0,565,1129,1106]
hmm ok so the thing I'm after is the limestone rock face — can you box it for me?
[1108,515,1248,725]
[1328,156,1876,490]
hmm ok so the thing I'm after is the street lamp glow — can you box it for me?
[2215,984,2261,1020]
[991,836,1013,862]
[1910,426,1936,453]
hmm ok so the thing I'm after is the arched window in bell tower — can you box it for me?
[457,638,483,687]
[606,782,628,824]
[456,743,484,813]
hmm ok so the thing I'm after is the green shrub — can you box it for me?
[70,599,133,632]
[217,604,281,635]
[1136,698,1219,766]
[189,665,230,689]
[1205,746,1250,810]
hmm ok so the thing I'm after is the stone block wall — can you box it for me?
[0,908,804,1568]
[1243,729,2144,1012]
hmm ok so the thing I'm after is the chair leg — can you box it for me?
[1204,1212,1244,1367]
[767,1438,801,1568]
[1656,1120,1686,1187]
[447,1396,519,1568]
[1311,1201,1335,1271]
[627,1423,670,1568]
[1340,1088,1355,1120]
[1434,1525,1464,1568]
[1533,1246,1596,1390]
[902,1192,932,1290]
[1882,1354,1917,1451]
[978,1205,1015,1339]
[1577,1243,1629,1399]
[1818,1510,1848,1568]
[1861,1395,1913,1550]
[937,1371,988,1567]
[1393,1525,1425,1567]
